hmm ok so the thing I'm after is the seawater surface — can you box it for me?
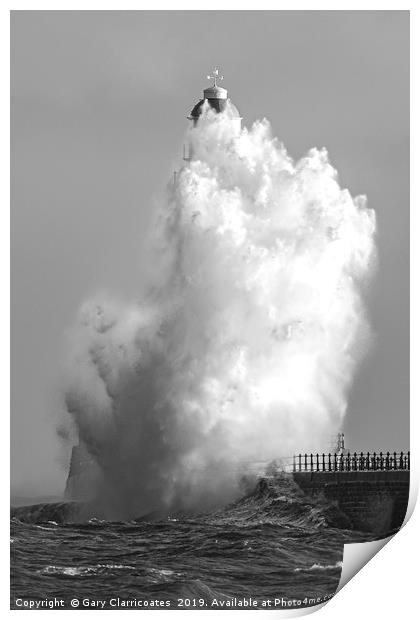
[10,477,369,610]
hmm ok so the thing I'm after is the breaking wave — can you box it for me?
[11,474,352,531]
[61,107,376,519]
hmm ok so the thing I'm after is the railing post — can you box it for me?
[379,451,383,470]
[310,453,313,472]
[366,451,370,470]
[386,451,390,470]
[408,451,410,470]
[360,452,364,471]
[393,452,397,470]
[293,454,296,473]
[298,454,302,472]
[304,453,307,472]
[322,453,325,472]
[399,451,403,469]
[353,452,357,471]
[334,453,337,471]
[346,453,350,471]
[373,452,376,471]
[316,453,319,472]
[340,454,344,471]
[328,453,331,472]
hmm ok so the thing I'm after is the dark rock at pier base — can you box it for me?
[11,501,95,524]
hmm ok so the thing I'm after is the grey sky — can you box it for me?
[11,11,409,497]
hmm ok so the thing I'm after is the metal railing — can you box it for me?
[293,451,410,473]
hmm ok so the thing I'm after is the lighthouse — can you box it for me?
[188,67,242,129]
[182,68,242,162]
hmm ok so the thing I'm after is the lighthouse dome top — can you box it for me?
[188,68,241,121]
[203,85,228,100]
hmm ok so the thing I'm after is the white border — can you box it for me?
[4,3,416,618]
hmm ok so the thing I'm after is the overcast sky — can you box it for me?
[11,10,409,497]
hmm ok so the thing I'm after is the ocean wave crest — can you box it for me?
[294,561,343,573]
[38,564,136,577]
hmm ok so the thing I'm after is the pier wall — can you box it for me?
[293,470,410,535]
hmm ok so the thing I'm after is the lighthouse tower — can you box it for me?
[182,68,242,162]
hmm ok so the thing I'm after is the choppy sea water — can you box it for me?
[10,477,369,610]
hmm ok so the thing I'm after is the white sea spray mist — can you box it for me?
[63,107,376,519]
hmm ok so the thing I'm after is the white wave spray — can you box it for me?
[63,107,376,518]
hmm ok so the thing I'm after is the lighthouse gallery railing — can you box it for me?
[292,451,410,473]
